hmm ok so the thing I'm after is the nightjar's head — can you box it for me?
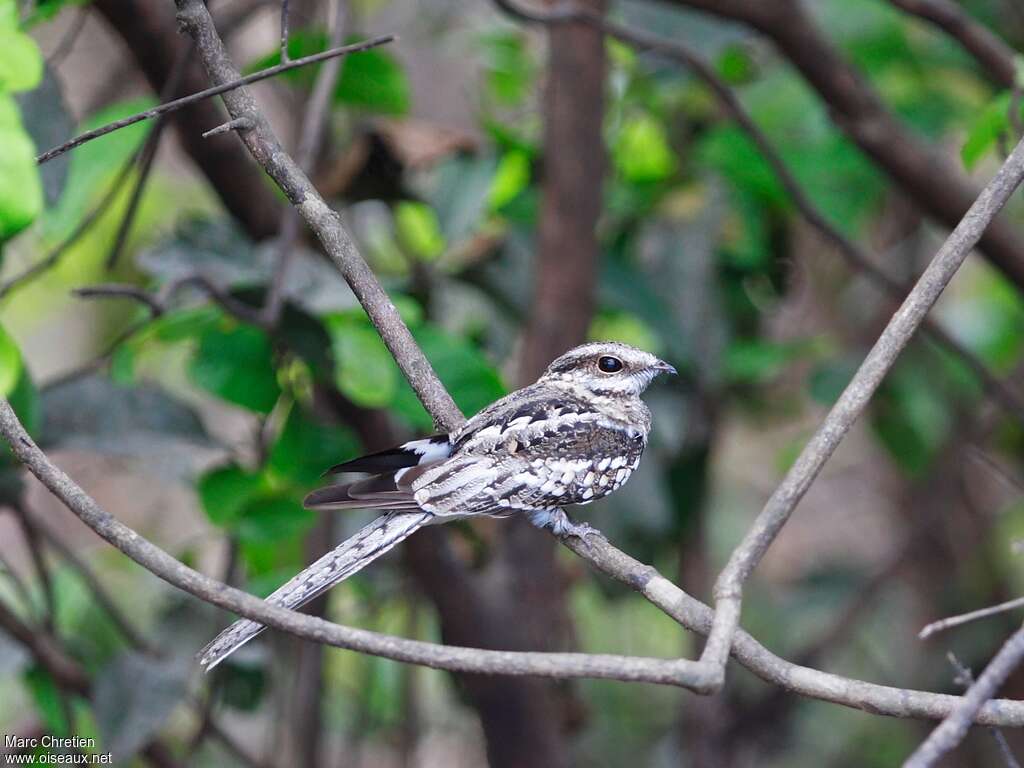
[540,342,676,397]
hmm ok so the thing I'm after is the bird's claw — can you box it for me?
[552,517,605,541]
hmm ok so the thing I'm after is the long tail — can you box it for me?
[198,511,431,671]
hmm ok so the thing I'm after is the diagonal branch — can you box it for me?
[887,0,1018,88]
[699,133,1024,688]
[904,625,1024,767]
[664,0,1024,291]
[35,35,395,165]
[173,0,462,432]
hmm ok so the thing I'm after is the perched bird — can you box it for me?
[198,341,675,670]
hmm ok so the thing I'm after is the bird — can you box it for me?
[198,341,675,671]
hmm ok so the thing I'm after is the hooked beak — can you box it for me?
[652,359,677,376]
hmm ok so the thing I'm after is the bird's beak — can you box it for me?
[653,360,677,376]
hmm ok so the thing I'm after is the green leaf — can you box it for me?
[589,312,661,355]
[327,317,398,409]
[488,150,531,210]
[394,201,445,261]
[0,8,42,92]
[870,362,952,476]
[478,30,536,107]
[188,322,281,413]
[268,405,358,486]
[716,45,756,85]
[0,322,22,397]
[198,464,266,527]
[0,94,42,239]
[696,125,785,207]
[41,97,154,240]
[335,40,410,115]
[807,358,857,406]
[235,494,314,544]
[961,91,1017,170]
[613,114,677,183]
[725,339,813,385]
[391,327,505,430]
[23,666,71,736]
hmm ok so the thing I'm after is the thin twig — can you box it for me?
[73,285,165,317]
[105,41,193,272]
[10,502,56,632]
[496,0,1024,693]
[887,0,1016,87]
[280,0,291,63]
[175,0,462,431]
[46,3,90,67]
[946,653,1021,768]
[261,0,348,328]
[699,133,1024,690]
[25,506,154,653]
[202,117,254,138]
[921,596,1024,639]
[35,35,395,165]
[904,626,1024,767]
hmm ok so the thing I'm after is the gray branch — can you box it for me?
[174,0,463,432]
[700,134,1024,689]
[904,626,1024,767]
[3,397,1024,721]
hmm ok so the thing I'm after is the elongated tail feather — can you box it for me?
[198,511,431,671]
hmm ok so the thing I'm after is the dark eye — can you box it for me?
[598,356,623,373]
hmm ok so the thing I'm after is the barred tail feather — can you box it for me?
[198,511,431,671]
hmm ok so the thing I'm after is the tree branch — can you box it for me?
[4,395,1024,721]
[904,625,1024,767]
[699,133,1024,689]
[664,0,1024,291]
[173,0,462,432]
[35,36,394,165]
[887,0,1018,88]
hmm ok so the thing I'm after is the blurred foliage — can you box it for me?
[0,0,1022,765]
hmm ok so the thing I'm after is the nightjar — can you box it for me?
[199,341,675,670]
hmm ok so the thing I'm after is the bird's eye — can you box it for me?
[598,356,623,374]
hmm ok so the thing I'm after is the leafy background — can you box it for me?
[0,0,1023,766]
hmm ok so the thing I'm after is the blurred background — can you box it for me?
[1,0,1024,765]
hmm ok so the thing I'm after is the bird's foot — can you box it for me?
[530,509,605,541]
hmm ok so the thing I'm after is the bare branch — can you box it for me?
[280,0,291,63]
[699,134,1024,689]
[921,596,1024,639]
[946,653,1022,768]
[201,116,254,139]
[73,284,166,317]
[664,0,1024,290]
[0,395,718,689]
[262,0,349,328]
[174,0,463,431]
[887,0,1017,87]
[905,625,1024,767]
[35,35,395,165]
[4,397,1024,721]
